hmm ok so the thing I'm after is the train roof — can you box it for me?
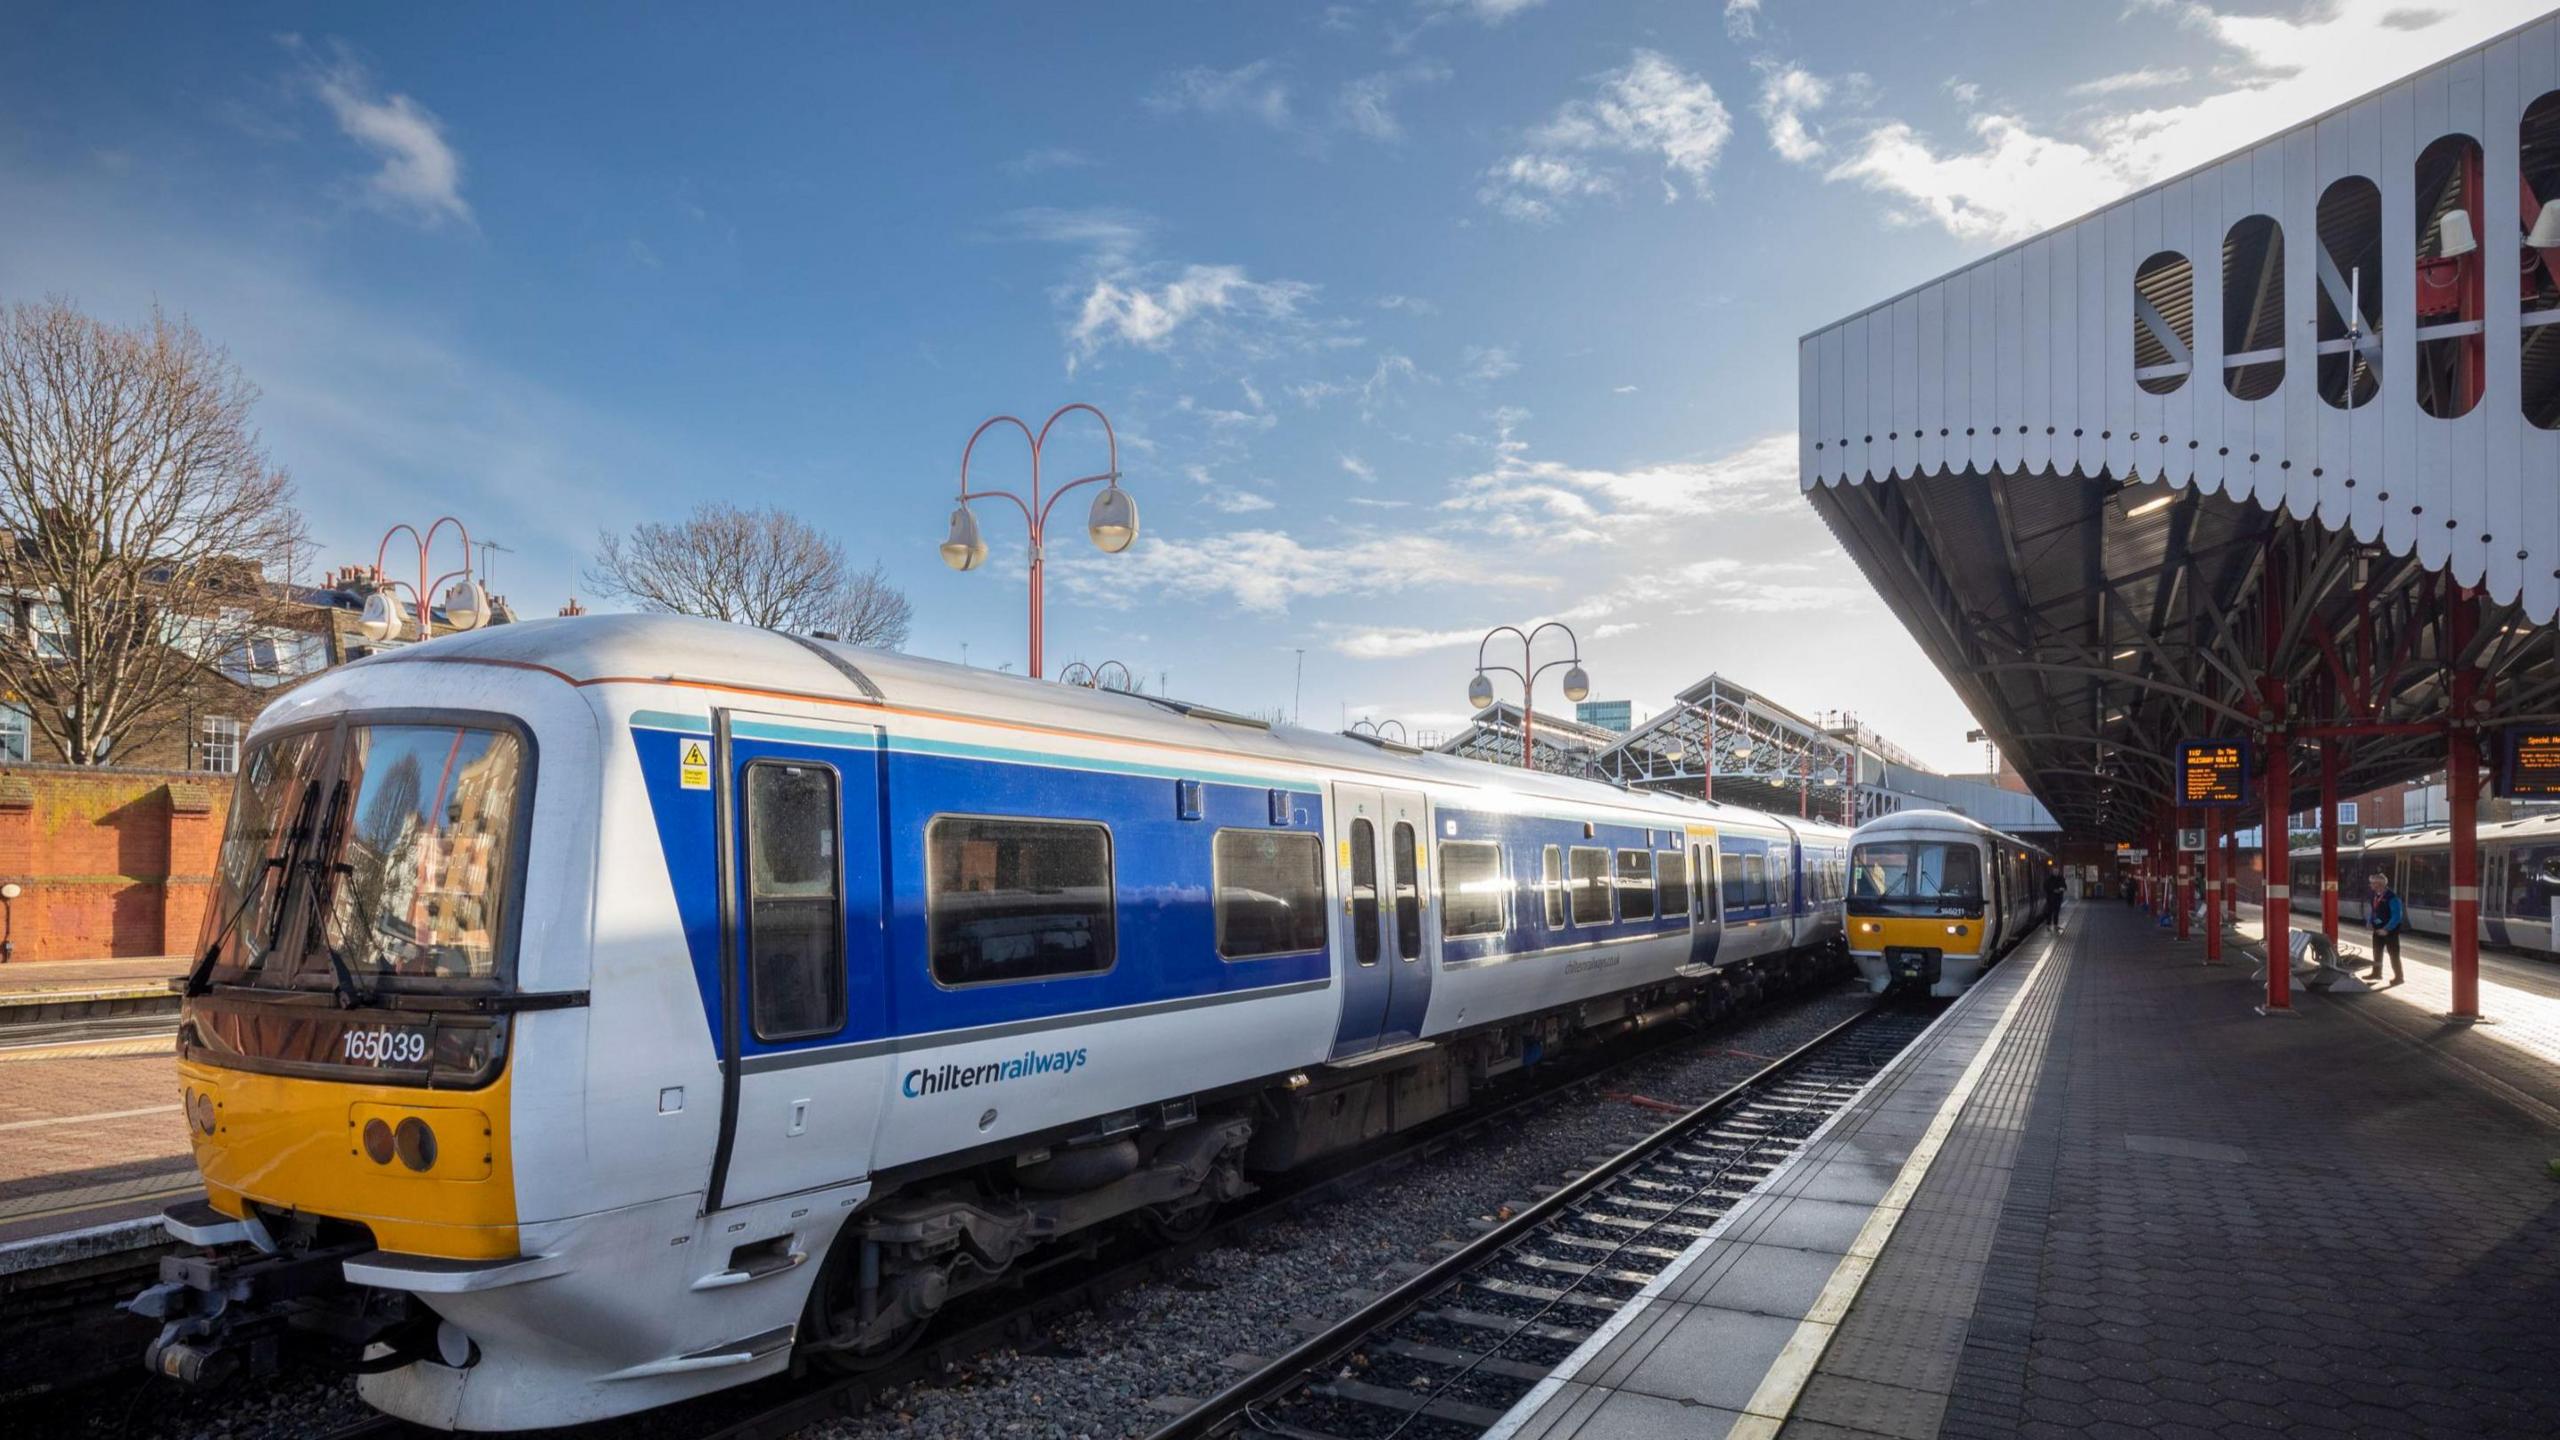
[2289,810,2560,857]
[323,612,1855,841]
[1851,807,2049,855]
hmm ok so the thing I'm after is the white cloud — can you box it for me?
[1756,62,1830,163]
[1057,528,1479,614]
[1822,0,2547,244]
[1331,621,1527,659]
[1005,146,1099,175]
[1427,0,1547,23]
[2067,66,2191,97]
[1613,384,1639,394]
[1463,345,1519,383]
[1482,51,1731,221]
[997,206,1153,262]
[1069,264,1317,361]
[1377,293,1437,315]
[1147,60,1292,128]
[1335,63,1450,142]
[1340,454,1378,482]
[1724,0,1762,41]
[300,48,469,226]
[1212,491,1277,514]
[1444,420,1801,540]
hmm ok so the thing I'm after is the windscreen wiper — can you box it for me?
[298,779,376,1011]
[184,780,319,998]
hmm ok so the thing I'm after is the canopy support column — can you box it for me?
[2175,807,2193,942]
[2319,741,2340,947]
[2449,591,2482,1022]
[2204,807,2223,964]
[2261,732,2292,1013]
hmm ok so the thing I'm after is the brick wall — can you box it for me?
[0,765,233,962]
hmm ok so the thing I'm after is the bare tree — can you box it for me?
[0,300,309,764]
[586,502,912,649]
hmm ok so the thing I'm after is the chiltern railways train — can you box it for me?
[2286,812,2560,952]
[1845,809,2048,996]
[130,614,1856,1430]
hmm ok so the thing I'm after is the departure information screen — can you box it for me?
[2499,727,2560,798]
[2178,739,2250,807]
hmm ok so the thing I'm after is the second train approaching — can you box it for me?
[134,615,1873,1430]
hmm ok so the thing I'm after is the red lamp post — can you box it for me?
[939,404,1138,680]
[363,517,488,644]
[1468,624,1590,770]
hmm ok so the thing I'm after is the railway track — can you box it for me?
[1144,1003,1933,1440]
[300,965,1868,1440]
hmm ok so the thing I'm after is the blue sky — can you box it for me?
[3,0,2545,768]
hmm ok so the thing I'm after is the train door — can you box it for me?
[711,710,890,1211]
[1329,784,1431,1058]
[1686,830,1721,967]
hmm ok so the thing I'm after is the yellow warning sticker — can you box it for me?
[679,738,712,790]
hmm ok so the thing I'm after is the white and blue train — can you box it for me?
[137,615,1852,1430]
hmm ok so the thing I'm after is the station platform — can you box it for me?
[1488,903,2560,1440]
[0,954,185,1027]
[0,1030,194,1264]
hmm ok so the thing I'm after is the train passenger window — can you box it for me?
[2505,846,2560,918]
[1440,841,1508,937]
[1615,850,1655,921]
[1393,822,1423,959]
[1695,844,1717,920]
[2402,849,2451,909]
[1569,846,1612,925]
[927,816,1116,986]
[1657,850,1689,920]
[1213,830,1326,959]
[1542,845,1566,928]
[743,763,845,1040]
[1349,819,1381,966]
[1744,853,1769,908]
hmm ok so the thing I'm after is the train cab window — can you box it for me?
[1657,850,1689,920]
[1568,846,1612,925]
[743,763,845,1040]
[1349,819,1381,965]
[928,816,1116,986]
[1542,845,1567,928]
[1393,822,1423,958]
[1439,840,1508,937]
[1615,849,1655,921]
[1213,830,1326,959]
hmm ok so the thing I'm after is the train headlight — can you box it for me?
[186,1089,217,1136]
[1947,923,1968,936]
[361,1118,396,1165]
[1858,921,1882,934]
[394,1117,440,1173]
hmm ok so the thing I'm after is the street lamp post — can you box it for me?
[1467,623,1590,771]
[939,403,1139,680]
[363,517,489,645]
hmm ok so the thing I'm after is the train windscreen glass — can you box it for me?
[1848,841,1984,916]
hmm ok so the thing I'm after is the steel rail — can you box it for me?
[1143,1000,1894,1440]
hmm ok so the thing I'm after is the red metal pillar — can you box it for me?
[2262,732,2292,1012]
[2448,586,2482,1020]
[2318,741,2341,947]
[2175,807,2193,941]
[2204,806,2224,963]
[2225,816,2240,923]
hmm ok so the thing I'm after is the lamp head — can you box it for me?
[940,504,988,572]
[1087,483,1139,554]
[1561,665,1591,704]
[441,580,489,633]
[2528,198,2560,249]
[2437,208,2479,258]
[359,590,405,643]
[1467,671,1494,710]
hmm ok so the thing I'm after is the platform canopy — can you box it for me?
[1802,16,2560,843]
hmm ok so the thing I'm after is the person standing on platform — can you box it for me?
[2044,866,2066,931]
[2364,870,2405,985]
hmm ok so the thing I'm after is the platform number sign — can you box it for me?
[2497,726,2560,799]
[2177,739,2250,807]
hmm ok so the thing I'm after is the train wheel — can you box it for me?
[1142,1197,1219,1243]
[802,1235,937,1375]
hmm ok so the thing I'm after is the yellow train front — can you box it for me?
[1844,810,2048,997]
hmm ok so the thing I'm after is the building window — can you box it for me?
[2415,132,2486,420]
[199,715,242,774]
[744,762,845,1040]
[1615,848,1655,921]
[0,704,28,762]
[26,601,69,659]
[1214,830,1325,960]
[1439,840,1507,938]
[2524,92,2560,430]
[2134,250,2194,395]
[927,816,1115,986]
[2315,176,2383,410]
[1568,845,1612,925]
[2222,215,2285,400]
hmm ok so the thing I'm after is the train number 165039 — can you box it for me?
[342,1027,429,1065]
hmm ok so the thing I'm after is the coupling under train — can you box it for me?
[1845,808,2050,997]
[131,614,1865,1430]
